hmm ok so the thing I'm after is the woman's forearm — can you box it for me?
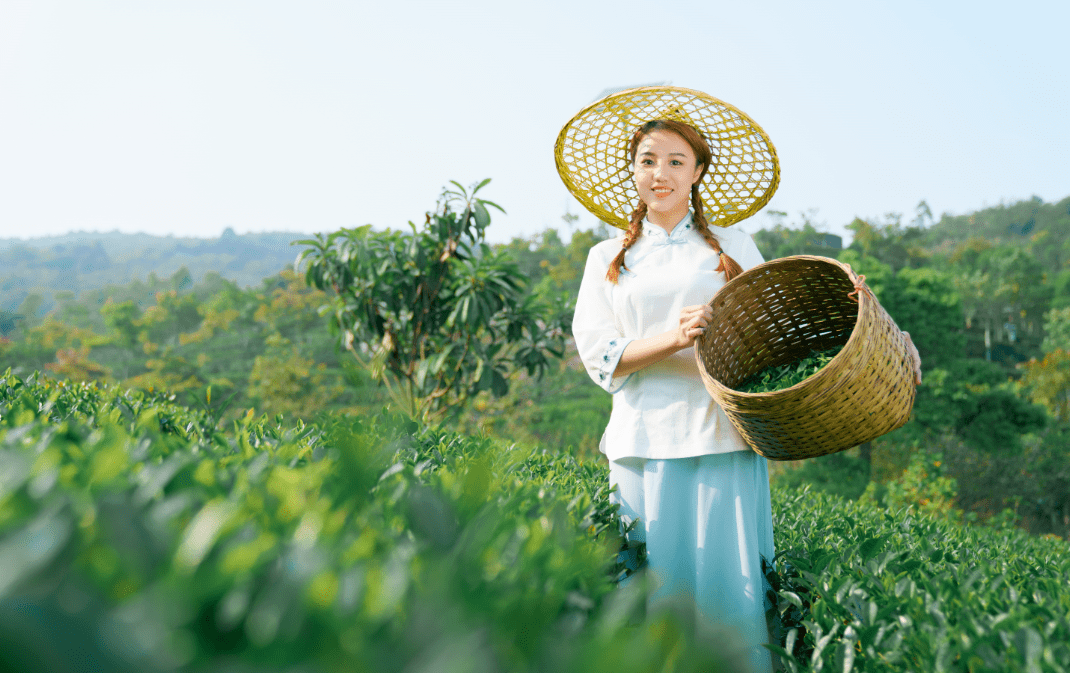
[614,303,711,377]
[615,331,689,376]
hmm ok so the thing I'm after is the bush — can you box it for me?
[0,370,747,672]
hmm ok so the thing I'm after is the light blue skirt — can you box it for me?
[609,450,775,672]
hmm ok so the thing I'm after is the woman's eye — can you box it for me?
[671,160,682,166]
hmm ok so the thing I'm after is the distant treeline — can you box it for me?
[0,228,309,319]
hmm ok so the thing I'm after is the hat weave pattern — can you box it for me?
[555,86,780,229]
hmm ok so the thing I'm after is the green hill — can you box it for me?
[0,229,311,318]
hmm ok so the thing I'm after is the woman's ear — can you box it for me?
[691,163,704,186]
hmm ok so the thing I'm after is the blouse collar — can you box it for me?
[641,212,694,244]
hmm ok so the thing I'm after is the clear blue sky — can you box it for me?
[1,0,1066,244]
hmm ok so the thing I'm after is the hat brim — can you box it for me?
[555,86,780,229]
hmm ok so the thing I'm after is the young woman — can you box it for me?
[557,87,780,671]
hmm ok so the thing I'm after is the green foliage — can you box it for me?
[752,214,843,261]
[775,451,870,501]
[0,267,374,425]
[910,359,1048,455]
[955,387,1048,454]
[1019,349,1070,422]
[497,224,611,301]
[297,181,572,423]
[1041,307,1070,354]
[769,486,1070,672]
[735,345,844,394]
[867,450,962,522]
[0,370,751,673]
[883,266,966,368]
[951,243,1052,361]
[459,352,612,461]
[937,422,1070,536]
[845,215,930,272]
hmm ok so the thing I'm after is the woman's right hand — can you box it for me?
[676,304,714,349]
[615,304,717,377]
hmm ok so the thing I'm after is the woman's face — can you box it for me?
[632,129,703,228]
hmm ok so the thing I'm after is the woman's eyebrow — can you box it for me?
[637,151,689,157]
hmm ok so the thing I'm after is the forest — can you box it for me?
[2,187,1070,670]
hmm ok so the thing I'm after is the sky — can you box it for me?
[1,0,1067,245]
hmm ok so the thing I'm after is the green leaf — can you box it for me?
[473,201,490,230]
[480,199,506,213]
[0,511,73,596]
[859,536,885,561]
[174,499,239,574]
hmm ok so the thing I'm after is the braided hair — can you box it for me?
[606,119,743,284]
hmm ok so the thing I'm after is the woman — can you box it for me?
[556,87,780,671]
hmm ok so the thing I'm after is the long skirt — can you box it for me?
[609,450,775,672]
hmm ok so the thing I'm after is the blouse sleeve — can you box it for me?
[573,246,634,393]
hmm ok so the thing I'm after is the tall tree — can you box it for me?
[297,180,571,423]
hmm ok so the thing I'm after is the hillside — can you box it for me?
[0,229,310,318]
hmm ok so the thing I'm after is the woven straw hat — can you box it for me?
[555,86,780,229]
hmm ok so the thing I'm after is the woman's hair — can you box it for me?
[606,119,743,284]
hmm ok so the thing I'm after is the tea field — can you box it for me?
[1,370,1068,672]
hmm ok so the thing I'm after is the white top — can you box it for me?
[573,212,767,461]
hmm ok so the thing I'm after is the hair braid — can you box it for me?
[691,185,743,281]
[606,201,647,284]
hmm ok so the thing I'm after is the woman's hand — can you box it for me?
[676,304,714,348]
[614,304,716,377]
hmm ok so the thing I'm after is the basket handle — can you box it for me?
[844,263,871,303]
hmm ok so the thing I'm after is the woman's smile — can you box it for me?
[632,129,703,230]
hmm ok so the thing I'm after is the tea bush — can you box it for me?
[769,486,1070,672]
[2,370,1069,672]
[0,371,747,672]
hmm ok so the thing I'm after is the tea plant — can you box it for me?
[736,345,845,394]
[0,370,747,672]
[3,369,1069,672]
[767,486,1070,672]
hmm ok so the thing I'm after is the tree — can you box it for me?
[951,243,1052,362]
[1042,307,1070,354]
[845,215,928,271]
[297,180,572,423]
[752,210,842,260]
[1019,350,1070,422]
[883,266,966,369]
[1017,308,1070,423]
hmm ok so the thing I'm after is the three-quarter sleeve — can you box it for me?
[573,246,634,393]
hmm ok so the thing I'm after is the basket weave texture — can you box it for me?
[554,86,779,230]
[695,255,917,461]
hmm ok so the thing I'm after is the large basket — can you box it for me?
[695,255,916,460]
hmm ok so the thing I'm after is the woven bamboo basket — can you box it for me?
[695,255,917,460]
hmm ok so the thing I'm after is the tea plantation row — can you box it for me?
[1,370,1068,672]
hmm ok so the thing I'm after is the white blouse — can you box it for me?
[573,212,767,461]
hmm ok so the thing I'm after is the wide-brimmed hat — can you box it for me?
[554,86,780,229]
